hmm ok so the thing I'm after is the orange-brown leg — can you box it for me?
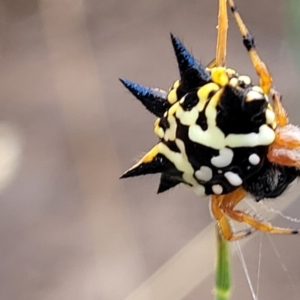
[207,58,217,69]
[220,187,300,236]
[212,186,300,240]
[271,89,289,126]
[267,87,300,166]
[268,123,300,167]
[224,209,300,235]
[216,0,228,67]
[211,188,255,241]
[228,0,272,94]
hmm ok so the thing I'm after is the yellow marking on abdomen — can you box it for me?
[167,80,180,104]
[128,145,159,171]
[176,107,199,126]
[164,115,177,141]
[189,122,275,150]
[196,83,219,112]
[157,141,198,186]
[168,102,180,116]
[211,67,229,86]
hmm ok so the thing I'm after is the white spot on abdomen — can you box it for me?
[224,171,243,186]
[249,153,260,165]
[211,148,234,168]
[245,90,263,102]
[238,75,251,86]
[212,184,223,194]
[195,166,213,181]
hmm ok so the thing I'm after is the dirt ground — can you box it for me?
[0,0,300,299]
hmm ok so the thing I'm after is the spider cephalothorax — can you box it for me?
[120,0,300,240]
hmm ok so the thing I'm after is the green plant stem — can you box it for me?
[215,224,231,300]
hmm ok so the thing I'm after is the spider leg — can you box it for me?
[216,0,228,67]
[211,187,256,241]
[227,0,272,94]
[271,89,289,126]
[220,187,300,236]
[207,58,217,69]
[224,209,300,235]
[267,123,300,167]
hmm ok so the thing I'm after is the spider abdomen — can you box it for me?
[121,36,277,196]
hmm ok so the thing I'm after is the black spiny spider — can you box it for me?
[120,0,300,240]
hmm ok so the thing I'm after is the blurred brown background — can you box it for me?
[0,0,300,299]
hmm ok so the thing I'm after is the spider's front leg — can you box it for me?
[271,89,288,126]
[268,89,300,167]
[212,186,300,241]
[211,187,256,241]
[268,124,300,168]
[228,0,272,94]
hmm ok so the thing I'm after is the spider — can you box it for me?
[120,0,300,241]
